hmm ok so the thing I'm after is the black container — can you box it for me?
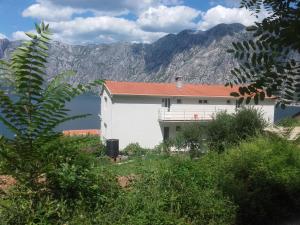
[106,139,119,159]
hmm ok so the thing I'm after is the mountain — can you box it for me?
[0,23,247,84]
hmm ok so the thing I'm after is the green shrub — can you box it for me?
[99,156,236,225]
[0,137,119,224]
[220,136,300,225]
[206,112,235,152]
[207,107,266,152]
[277,117,300,127]
[123,143,147,156]
[172,123,207,158]
[234,107,266,139]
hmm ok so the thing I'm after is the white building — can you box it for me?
[100,79,275,149]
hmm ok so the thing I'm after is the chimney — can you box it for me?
[175,76,183,88]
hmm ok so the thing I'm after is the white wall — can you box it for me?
[100,89,113,142]
[100,93,275,149]
[111,95,163,149]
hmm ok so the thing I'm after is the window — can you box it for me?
[199,99,208,104]
[104,96,107,103]
[235,100,241,109]
[227,100,231,104]
[104,123,107,128]
[176,126,181,132]
[177,99,182,104]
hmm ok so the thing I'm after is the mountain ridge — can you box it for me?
[0,23,247,84]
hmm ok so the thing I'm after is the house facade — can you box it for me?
[100,79,275,149]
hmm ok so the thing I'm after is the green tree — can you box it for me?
[0,22,102,188]
[173,123,207,158]
[206,107,266,152]
[227,0,300,107]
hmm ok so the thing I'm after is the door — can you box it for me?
[163,127,170,142]
[163,98,171,111]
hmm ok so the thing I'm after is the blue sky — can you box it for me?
[0,0,258,44]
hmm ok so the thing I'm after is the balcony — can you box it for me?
[158,108,229,121]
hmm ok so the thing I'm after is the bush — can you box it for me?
[172,123,207,158]
[220,136,300,225]
[207,107,266,152]
[206,112,235,152]
[123,143,147,156]
[234,107,266,139]
[277,117,300,127]
[98,156,236,225]
[0,137,119,224]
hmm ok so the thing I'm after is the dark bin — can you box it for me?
[106,139,119,159]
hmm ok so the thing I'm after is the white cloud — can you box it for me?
[0,33,7,39]
[43,0,182,15]
[11,30,36,41]
[50,16,167,44]
[137,5,200,33]
[22,0,81,21]
[198,5,258,30]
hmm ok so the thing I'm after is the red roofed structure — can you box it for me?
[100,79,275,149]
[103,80,239,97]
[63,129,101,136]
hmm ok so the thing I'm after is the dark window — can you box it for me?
[199,100,203,104]
[227,100,231,104]
[204,100,208,104]
[104,96,107,102]
[236,100,241,109]
[177,99,182,104]
[176,126,181,132]
[163,127,170,141]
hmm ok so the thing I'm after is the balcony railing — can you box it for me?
[158,108,232,121]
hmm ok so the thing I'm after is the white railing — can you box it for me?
[158,108,229,121]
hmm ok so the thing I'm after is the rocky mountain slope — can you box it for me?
[0,23,247,84]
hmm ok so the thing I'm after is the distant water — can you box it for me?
[1,95,300,138]
[0,94,100,138]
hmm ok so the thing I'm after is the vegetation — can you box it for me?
[174,107,266,153]
[123,143,148,156]
[172,122,207,158]
[227,0,300,107]
[0,21,299,225]
[277,117,300,127]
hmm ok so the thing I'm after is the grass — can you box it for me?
[103,153,179,176]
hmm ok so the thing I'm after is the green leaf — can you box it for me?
[230,92,240,97]
[25,32,37,39]
[35,23,41,34]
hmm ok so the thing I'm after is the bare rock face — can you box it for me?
[0,38,9,58]
[0,23,246,84]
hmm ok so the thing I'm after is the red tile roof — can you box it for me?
[104,80,240,98]
[63,129,101,136]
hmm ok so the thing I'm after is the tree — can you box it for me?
[0,22,102,188]
[206,108,266,152]
[173,123,207,158]
[227,0,300,107]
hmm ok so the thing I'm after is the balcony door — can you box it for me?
[163,127,170,141]
[162,98,171,111]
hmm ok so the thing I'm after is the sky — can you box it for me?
[0,0,262,44]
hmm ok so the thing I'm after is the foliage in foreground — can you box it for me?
[173,107,266,154]
[1,136,300,225]
[220,136,300,225]
[207,107,266,152]
[227,0,300,106]
[0,136,119,225]
[0,22,102,189]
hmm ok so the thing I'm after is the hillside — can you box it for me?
[0,23,247,84]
